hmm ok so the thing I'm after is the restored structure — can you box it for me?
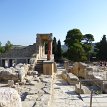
[0,44,36,67]
[0,33,56,75]
[0,33,53,67]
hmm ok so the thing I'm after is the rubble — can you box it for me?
[0,63,30,82]
[0,87,22,107]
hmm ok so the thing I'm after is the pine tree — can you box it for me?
[4,41,13,52]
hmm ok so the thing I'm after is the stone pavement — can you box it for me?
[48,65,87,107]
[81,94,107,107]
[20,75,51,107]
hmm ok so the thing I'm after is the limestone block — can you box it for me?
[64,61,69,69]
[16,63,29,75]
[31,71,38,75]
[24,76,33,82]
[72,62,79,76]
[0,68,19,81]
[75,84,84,94]
[23,64,30,74]
[78,62,87,78]
[0,88,22,107]
[71,62,88,78]
[43,61,54,75]
[29,58,35,64]
[67,73,79,84]
[8,80,14,87]
[16,67,26,82]
[75,84,91,94]
[61,71,68,81]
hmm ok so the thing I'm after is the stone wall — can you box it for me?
[43,61,55,75]
[61,70,79,85]
[70,62,87,78]
[0,60,1,66]
[0,43,37,59]
[17,59,26,64]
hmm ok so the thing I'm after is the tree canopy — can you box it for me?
[64,28,94,61]
[52,37,62,61]
[0,41,13,54]
[82,34,94,44]
[95,35,107,61]
[82,34,94,61]
[64,29,83,47]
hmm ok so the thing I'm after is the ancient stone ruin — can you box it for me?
[0,33,57,107]
[0,33,107,107]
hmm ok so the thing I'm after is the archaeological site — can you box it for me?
[0,33,107,107]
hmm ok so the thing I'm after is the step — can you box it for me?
[37,60,44,62]
[36,64,43,66]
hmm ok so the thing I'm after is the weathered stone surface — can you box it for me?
[61,70,68,81]
[8,80,14,87]
[0,63,29,82]
[43,87,50,94]
[69,62,88,78]
[67,73,79,84]
[75,84,91,94]
[22,101,36,107]
[61,70,79,85]
[0,87,22,107]
[0,67,19,81]
[31,71,38,75]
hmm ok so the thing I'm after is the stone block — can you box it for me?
[0,88,22,107]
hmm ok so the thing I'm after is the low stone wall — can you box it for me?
[75,84,91,94]
[69,62,87,78]
[61,71,79,85]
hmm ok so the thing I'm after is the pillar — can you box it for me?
[12,59,16,66]
[47,40,52,60]
[5,59,9,68]
[41,45,43,57]
[39,45,41,58]
[43,61,54,75]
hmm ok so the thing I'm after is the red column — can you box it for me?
[47,40,51,60]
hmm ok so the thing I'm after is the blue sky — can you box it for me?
[0,0,107,45]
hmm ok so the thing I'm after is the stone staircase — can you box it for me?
[34,55,47,74]
[35,60,43,73]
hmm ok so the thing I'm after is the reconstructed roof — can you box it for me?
[0,43,36,58]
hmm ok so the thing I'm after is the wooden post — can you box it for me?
[90,90,93,107]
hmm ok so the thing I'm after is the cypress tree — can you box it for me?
[57,40,62,59]
[96,35,107,61]
[52,37,57,60]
